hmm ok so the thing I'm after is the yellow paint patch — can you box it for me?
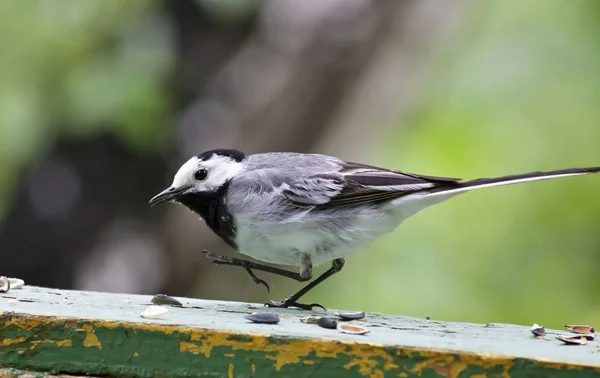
[228,363,234,378]
[302,360,314,365]
[2,337,26,346]
[180,341,205,356]
[28,339,73,349]
[224,353,235,357]
[55,339,73,347]
[81,324,102,349]
[1,316,41,330]
[133,351,139,357]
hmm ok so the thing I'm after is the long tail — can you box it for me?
[424,167,600,198]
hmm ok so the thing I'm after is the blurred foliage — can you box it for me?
[308,0,600,328]
[0,0,173,218]
[196,0,262,24]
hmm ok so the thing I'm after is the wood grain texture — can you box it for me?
[1,286,599,377]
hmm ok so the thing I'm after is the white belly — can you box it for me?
[233,207,404,267]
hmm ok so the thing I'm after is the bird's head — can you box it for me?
[149,149,246,207]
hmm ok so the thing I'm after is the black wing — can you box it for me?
[282,161,461,208]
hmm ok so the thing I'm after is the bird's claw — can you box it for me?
[245,268,271,293]
[254,278,270,293]
[264,299,326,311]
[201,249,230,265]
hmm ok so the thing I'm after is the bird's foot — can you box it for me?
[265,298,326,311]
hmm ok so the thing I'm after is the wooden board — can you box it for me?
[1,286,599,377]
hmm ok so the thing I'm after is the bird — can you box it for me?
[149,149,600,310]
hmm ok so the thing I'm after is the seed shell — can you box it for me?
[317,317,338,329]
[530,323,546,337]
[556,335,587,345]
[335,311,365,321]
[244,312,280,324]
[300,316,320,324]
[0,277,10,293]
[337,323,370,335]
[565,325,595,334]
[7,278,24,289]
[140,305,168,319]
[151,294,183,307]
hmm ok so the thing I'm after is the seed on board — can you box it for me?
[317,317,338,330]
[300,316,320,324]
[337,323,370,335]
[565,325,595,335]
[0,277,10,293]
[556,335,587,345]
[151,294,183,307]
[7,278,25,290]
[140,305,169,319]
[244,312,280,324]
[335,311,366,321]
[530,323,546,337]
[582,333,596,341]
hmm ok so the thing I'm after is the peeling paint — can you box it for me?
[55,339,73,347]
[81,324,101,349]
[1,312,599,378]
[1,337,26,346]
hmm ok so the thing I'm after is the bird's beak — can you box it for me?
[149,186,186,207]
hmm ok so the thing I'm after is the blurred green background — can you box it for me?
[1,0,599,330]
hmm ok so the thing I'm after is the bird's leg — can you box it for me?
[201,250,312,292]
[265,258,345,311]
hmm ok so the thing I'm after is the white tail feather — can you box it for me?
[424,172,590,198]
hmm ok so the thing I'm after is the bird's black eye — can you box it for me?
[194,169,208,181]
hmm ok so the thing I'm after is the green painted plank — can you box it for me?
[0,286,599,377]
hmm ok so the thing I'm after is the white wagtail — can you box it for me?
[149,149,599,310]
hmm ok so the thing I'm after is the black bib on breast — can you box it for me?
[176,182,237,250]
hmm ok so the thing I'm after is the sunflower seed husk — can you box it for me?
[530,323,546,337]
[7,278,24,290]
[335,311,365,321]
[337,323,370,335]
[151,294,183,307]
[317,317,338,329]
[582,333,596,341]
[556,335,587,345]
[244,312,280,324]
[140,305,168,319]
[565,325,595,335]
[300,316,320,324]
[0,277,10,293]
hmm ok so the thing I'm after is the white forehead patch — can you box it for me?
[171,154,244,190]
[172,157,201,188]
